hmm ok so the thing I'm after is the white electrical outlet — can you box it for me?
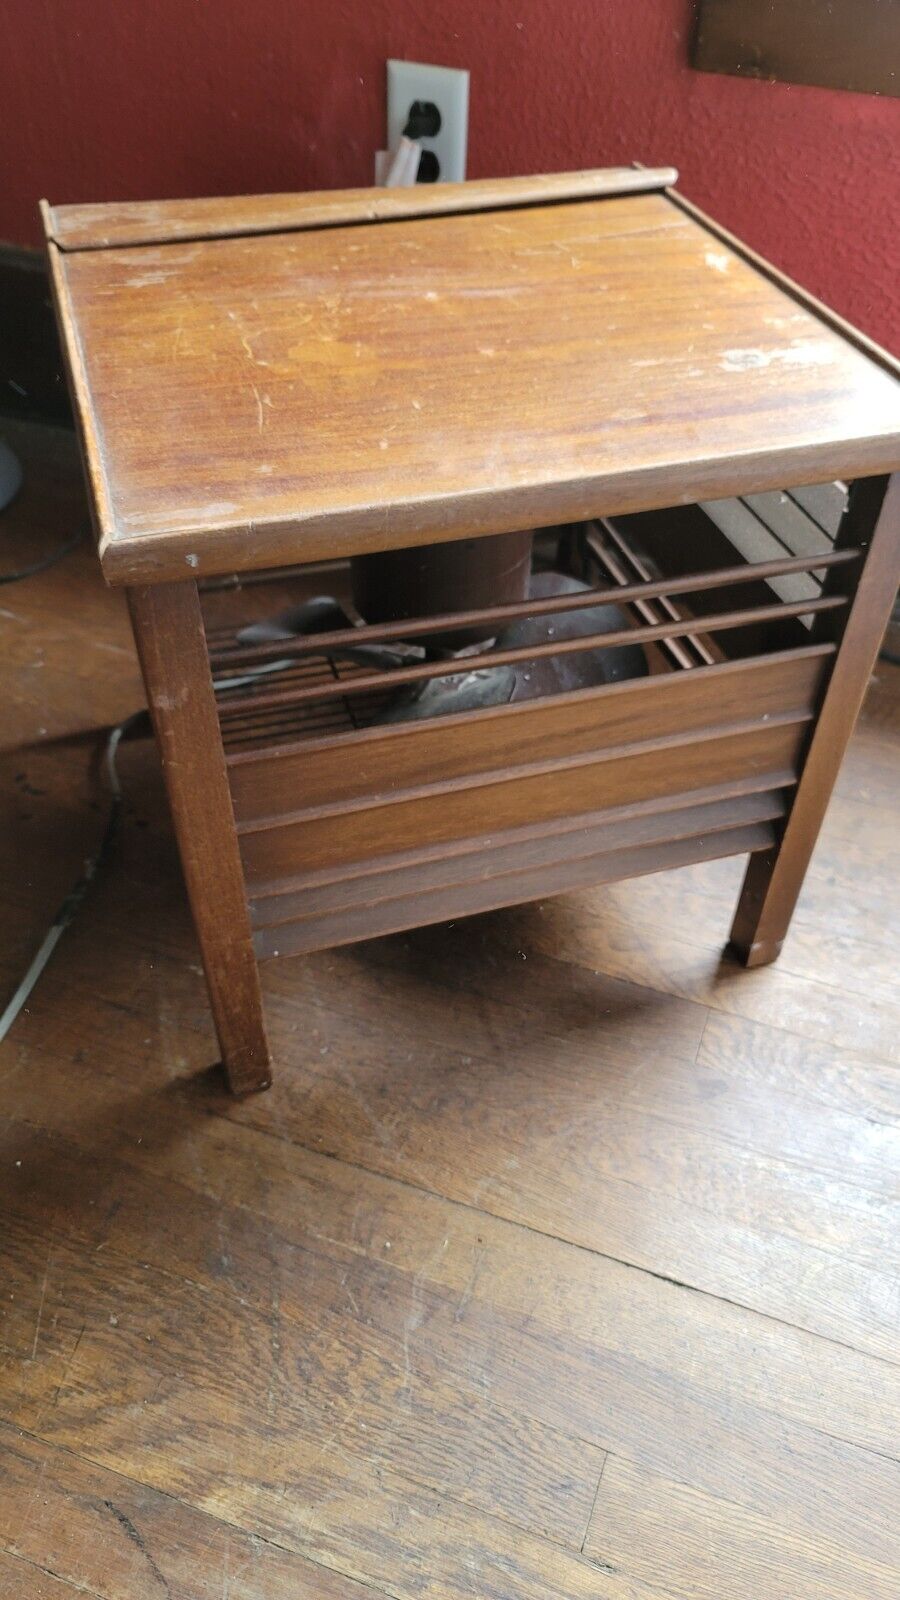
[386,60,469,184]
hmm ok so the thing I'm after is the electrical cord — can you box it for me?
[0,498,108,1034]
[0,710,147,1042]
[0,639,301,1039]
[0,520,88,584]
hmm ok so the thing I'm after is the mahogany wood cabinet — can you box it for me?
[43,168,900,1092]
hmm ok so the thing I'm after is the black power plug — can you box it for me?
[402,101,442,181]
[403,99,442,138]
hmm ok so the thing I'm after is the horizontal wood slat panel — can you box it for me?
[239,717,808,887]
[229,646,830,825]
[250,787,789,930]
[252,821,777,958]
[248,770,796,899]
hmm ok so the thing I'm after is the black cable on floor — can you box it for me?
[0,520,87,585]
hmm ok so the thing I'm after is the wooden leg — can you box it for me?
[729,473,900,967]
[127,581,272,1093]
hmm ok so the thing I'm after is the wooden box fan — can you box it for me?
[42,167,900,1092]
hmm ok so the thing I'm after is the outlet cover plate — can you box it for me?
[387,60,469,183]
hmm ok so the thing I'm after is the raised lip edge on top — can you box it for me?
[40,166,679,252]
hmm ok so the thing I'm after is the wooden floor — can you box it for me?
[1,419,898,1600]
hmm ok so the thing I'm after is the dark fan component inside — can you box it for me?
[234,528,649,723]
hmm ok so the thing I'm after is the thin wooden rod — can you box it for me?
[215,594,845,717]
[588,522,716,667]
[208,547,859,669]
[586,529,697,670]
[48,168,680,253]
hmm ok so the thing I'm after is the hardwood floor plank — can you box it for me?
[586,1454,900,1600]
[0,1416,638,1600]
[493,888,900,1062]
[0,1210,605,1548]
[530,851,900,1006]
[0,1424,388,1600]
[6,933,899,1358]
[1,1090,897,1463]
[0,1548,99,1600]
[2,1094,898,1579]
[697,1009,899,1126]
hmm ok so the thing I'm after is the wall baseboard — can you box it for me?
[0,243,73,425]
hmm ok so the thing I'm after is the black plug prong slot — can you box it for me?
[403,99,442,139]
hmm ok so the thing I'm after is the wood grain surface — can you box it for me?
[127,581,271,1094]
[730,473,900,964]
[46,179,900,584]
[2,417,898,1597]
[43,166,679,250]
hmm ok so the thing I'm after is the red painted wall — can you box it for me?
[6,0,899,348]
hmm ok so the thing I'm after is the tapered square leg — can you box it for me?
[729,473,900,967]
[127,580,272,1093]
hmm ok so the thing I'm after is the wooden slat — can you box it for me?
[249,774,795,901]
[252,821,777,958]
[44,166,680,251]
[590,517,716,668]
[251,787,789,931]
[228,646,829,824]
[238,717,809,885]
[609,502,817,654]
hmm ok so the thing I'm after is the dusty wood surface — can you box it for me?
[45,178,900,584]
[1,419,899,1595]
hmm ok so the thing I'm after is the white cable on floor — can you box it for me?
[0,626,354,1038]
[0,712,143,1042]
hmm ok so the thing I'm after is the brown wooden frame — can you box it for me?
[728,474,900,964]
[44,171,900,1092]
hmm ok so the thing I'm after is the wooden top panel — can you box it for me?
[48,178,900,585]
[45,167,678,251]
